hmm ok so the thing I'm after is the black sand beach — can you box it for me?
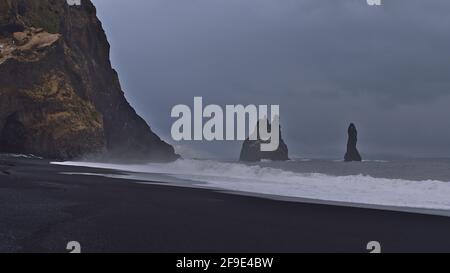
[1,156,450,253]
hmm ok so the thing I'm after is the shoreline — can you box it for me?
[53,159,450,218]
[2,156,450,252]
[63,168,450,218]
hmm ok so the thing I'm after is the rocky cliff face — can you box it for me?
[344,123,362,162]
[0,0,178,161]
[240,120,289,162]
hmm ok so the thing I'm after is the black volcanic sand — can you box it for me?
[1,156,450,253]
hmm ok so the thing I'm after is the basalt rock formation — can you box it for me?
[344,123,362,162]
[0,0,178,161]
[240,120,289,162]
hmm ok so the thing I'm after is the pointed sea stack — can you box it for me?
[344,123,362,162]
[240,120,289,162]
[0,0,178,161]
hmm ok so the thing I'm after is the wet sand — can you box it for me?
[1,156,450,253]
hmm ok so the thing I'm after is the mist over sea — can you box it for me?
[55,158,450,212]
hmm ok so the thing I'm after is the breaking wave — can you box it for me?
[53,159,450,211]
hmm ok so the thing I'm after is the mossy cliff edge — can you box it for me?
[0,0,178,161]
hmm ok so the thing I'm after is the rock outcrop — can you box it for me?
[344,123,362,162]
[240,120,289,162]
[0,0,178,161]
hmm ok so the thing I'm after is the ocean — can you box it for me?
[54,158,450,213]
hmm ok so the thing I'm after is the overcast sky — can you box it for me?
[92,0,450,159]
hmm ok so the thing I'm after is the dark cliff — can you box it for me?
[0,0,178,161]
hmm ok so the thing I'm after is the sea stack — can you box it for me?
[344,123,362,162]
[240,120,289,162]
[0,0,178,161]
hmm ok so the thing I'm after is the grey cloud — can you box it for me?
[92,0,450,159]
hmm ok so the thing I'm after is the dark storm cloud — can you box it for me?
[92,0,450,159]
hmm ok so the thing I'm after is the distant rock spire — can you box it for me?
[344,123,362,162]
[240,119,289,162]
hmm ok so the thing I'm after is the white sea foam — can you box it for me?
[53,159,450,211]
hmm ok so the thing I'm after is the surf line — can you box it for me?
[171,97,280,151]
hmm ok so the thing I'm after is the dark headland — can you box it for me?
[2,156,450,253]
[0,0,178,162]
